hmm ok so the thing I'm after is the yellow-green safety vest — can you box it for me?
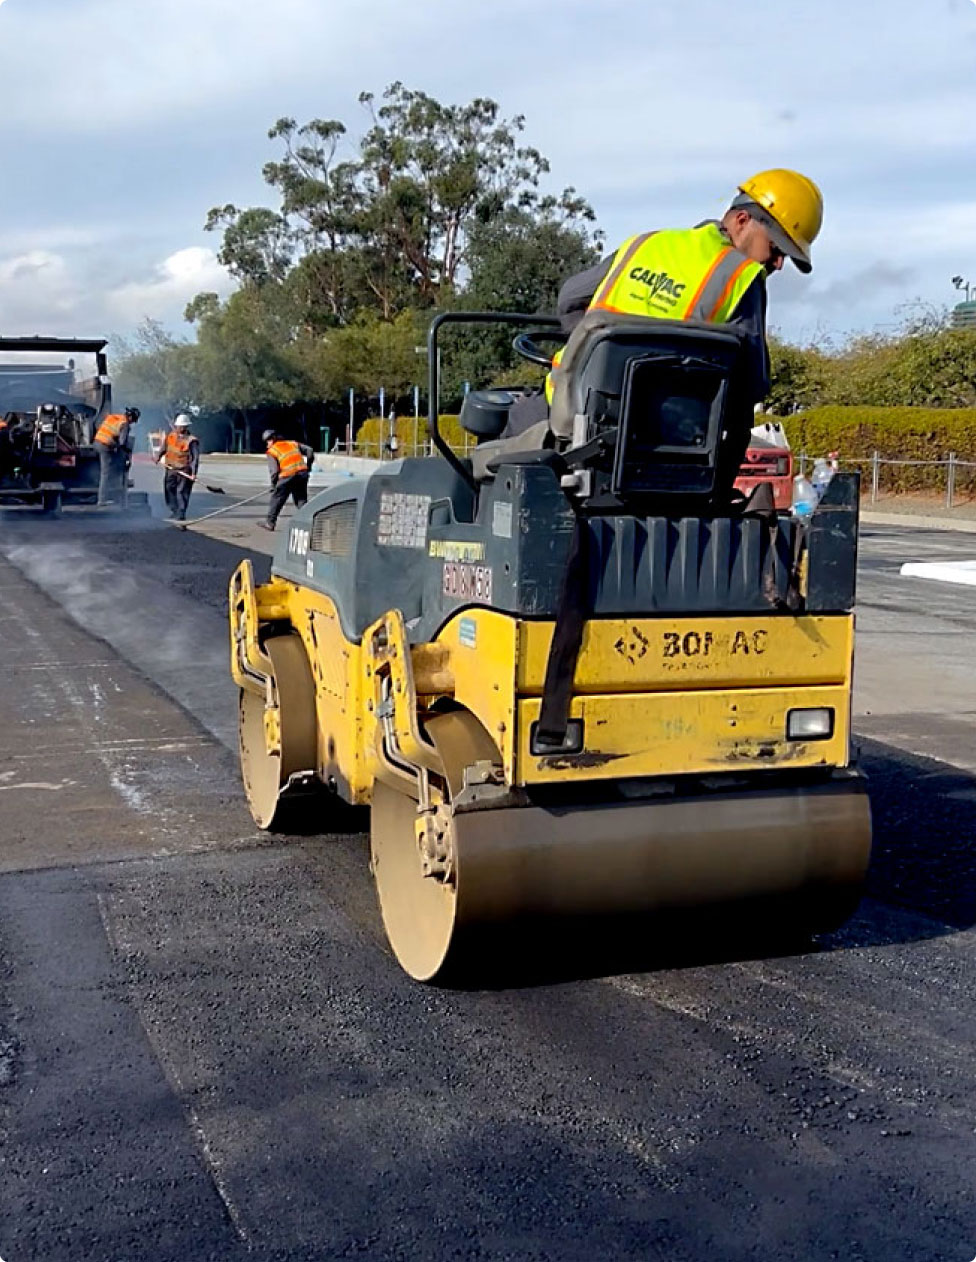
[547,223,763,401]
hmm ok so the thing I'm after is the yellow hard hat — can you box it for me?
[733,169,823,273]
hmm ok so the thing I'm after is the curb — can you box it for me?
[861,511,976,534]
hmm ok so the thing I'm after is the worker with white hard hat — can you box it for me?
[154,412,200,521]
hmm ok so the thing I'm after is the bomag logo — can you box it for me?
[628,267,686,302]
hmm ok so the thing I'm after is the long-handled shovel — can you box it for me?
[169,487,271,531]
[169,467,228,494]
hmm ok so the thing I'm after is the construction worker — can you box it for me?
[154,413,200,521]
[259,429,314,532]
[93,405,140,506]
[507,169,822,442]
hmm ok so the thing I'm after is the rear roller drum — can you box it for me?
[239,634,318,830]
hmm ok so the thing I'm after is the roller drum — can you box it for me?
[370,710,871,982]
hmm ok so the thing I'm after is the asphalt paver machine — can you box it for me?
[230,311,871,981]
[0,337,147,515]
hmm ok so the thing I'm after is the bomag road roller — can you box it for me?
[230,311,871,982]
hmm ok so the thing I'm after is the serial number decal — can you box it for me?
[443,562,493,602]
[662,629,768,659]
[429,539,485,561]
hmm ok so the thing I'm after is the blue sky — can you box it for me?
[1,0,975,350]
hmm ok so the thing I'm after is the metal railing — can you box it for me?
[333,435,976,510]
[797,451,976,509]
[338,433,475,461]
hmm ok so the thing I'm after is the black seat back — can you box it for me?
[558,317,753,513]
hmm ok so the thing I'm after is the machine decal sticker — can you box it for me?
[663,630,714,658]
[288,526,310,556]
[443,563,493,602]
[614,627,650,664]
[428,539,485,561]
[459,617,478,648]
[661,628,768,660]
[492,501,513,539]
[732,629,767,655]
[377,492,430,548]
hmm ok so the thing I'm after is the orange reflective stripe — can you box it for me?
[680,248,732,320]
[706,257,755,322]
[590,233,656,310]
[270,441,306,478]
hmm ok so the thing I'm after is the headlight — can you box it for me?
[776,456,790,476]
[787,708,834,740]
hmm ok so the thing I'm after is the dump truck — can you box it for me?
[0,336,147,514]
[230,311,871,982]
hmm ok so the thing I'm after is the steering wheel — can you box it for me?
[512,330,566,368]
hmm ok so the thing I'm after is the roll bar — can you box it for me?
[426,310,562,490]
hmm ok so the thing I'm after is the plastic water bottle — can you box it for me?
[791,473,818,524]
[811,456,834,499]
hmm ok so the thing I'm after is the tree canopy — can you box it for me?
[112,84,976,441]
[115,84,603,428]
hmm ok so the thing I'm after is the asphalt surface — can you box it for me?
[1,478,975,1262]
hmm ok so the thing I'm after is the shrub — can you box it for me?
[782,406,976,494]
[353,414,467,457]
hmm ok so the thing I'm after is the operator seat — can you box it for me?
[468,312,753,512]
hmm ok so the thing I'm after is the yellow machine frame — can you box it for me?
[231,560,855,801]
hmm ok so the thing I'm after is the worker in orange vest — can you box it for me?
[258,429,314,532]
[154,414,200,520]
[93,405,140,505]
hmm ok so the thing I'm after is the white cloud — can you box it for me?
[106,247,233,324]
[0,244,232,337]
[0,251,80,330]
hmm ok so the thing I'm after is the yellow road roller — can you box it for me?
[230,311,871,981]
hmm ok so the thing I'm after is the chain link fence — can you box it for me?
[796,452,976,508]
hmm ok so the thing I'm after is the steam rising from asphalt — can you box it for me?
[0,535,238,747]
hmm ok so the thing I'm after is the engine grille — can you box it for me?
[310,500,357,556]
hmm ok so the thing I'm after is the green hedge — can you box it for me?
[783,406,976,494]
[357,405,976,496]
[353,414,467,457]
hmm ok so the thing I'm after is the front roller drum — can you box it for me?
[371,715,871,981]
[239,634,318,829]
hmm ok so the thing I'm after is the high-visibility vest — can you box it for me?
[269,440,307,478]
[95,413,126,446]
[163,431,197,469]
[547,223,764,401]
